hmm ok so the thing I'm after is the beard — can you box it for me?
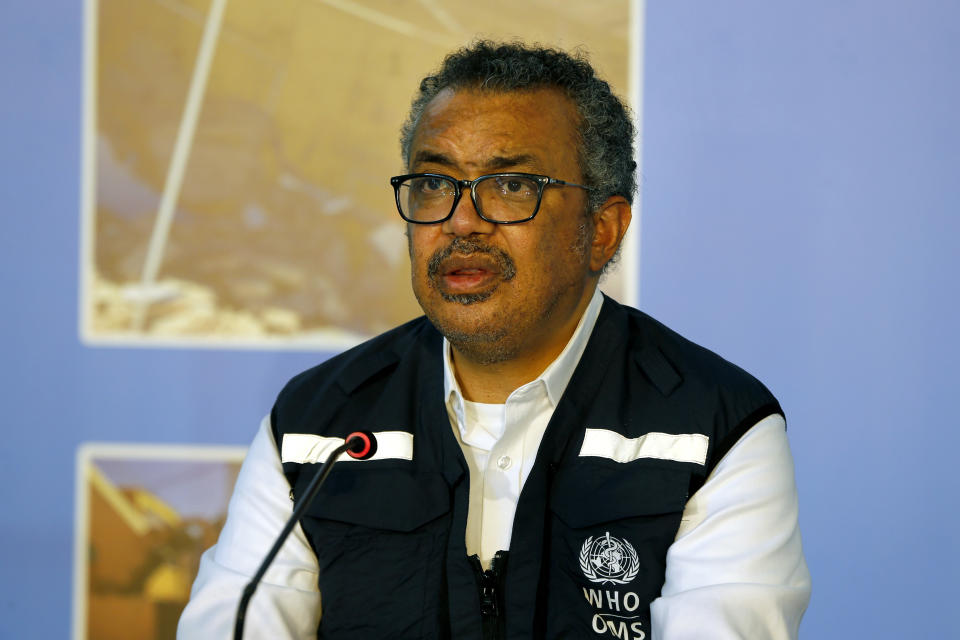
[410,236,519,363]
[410,221,593,366]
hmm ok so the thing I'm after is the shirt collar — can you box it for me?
[443,287,604,414]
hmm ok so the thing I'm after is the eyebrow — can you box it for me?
[411,150,455,167]
[410,151,541,172]
[482,154,539,171]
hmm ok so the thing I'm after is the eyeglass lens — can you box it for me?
[398,175,541,223]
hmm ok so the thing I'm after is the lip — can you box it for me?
[437,254,501,294]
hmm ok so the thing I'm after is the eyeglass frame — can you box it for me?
[389,172,593,225]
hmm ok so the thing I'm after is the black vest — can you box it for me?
[271,297,781,639]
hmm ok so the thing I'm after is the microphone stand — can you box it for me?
[233,437,361,640]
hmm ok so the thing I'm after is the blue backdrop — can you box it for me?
[1,1,957,638]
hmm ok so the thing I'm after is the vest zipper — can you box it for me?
[470,551,508,640]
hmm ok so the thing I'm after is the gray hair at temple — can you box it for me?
[400,41,637,214]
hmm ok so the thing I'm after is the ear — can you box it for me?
[589,196,632,273]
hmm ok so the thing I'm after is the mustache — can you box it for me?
[426,237,517,281]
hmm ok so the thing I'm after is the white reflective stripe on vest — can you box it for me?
[281,431,414,463]
[579,429,709,465]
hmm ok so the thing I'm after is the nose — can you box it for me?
[441,186,496,237]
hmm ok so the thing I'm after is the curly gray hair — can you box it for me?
[400,41,637,214]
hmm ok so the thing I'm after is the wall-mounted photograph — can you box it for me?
[73,443,246,640]
[80,0,639,349]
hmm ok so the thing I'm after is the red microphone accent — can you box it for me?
[345,431,377,460]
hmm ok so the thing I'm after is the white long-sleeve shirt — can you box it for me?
[179,290,811,638]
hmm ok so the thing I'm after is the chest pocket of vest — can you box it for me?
[295,466,451,639]
[544,460,691,640]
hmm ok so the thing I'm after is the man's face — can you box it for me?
[406,87,597,365]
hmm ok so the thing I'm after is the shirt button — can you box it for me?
[497,455,512,470]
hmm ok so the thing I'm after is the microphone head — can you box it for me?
[345,430,378,460]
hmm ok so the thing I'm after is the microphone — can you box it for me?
[233,431,378,640]
[343,430,377,461]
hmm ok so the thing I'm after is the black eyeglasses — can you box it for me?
[389,172,592,224]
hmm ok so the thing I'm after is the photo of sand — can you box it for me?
[81,0,635,348]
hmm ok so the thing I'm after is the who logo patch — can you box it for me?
[579,531,639,585]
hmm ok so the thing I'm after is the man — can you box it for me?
[179,42,810,639]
